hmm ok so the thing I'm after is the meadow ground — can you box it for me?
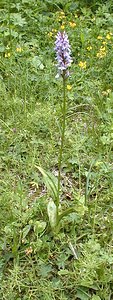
[0,1,113,299]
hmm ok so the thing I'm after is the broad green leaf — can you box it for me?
[37,166,58,199]
[47,200,57,229]
[58,207,76,223]
[31,56,44,70]
[0,45,5,52]
[58,269,69,275]
[34,221,46,235]
[76,287,90,300]
[80,32,85,45]
[91,296,101,300]
[12,13,27,27]
[22,224,31,239]
[39,63,44,70]
[39,263,52,278]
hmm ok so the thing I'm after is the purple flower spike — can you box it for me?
[55,31,72,78]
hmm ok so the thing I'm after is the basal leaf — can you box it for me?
[37,166,58,199]
[47,199,57,229]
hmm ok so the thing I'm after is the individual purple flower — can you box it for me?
[55,31,72,78]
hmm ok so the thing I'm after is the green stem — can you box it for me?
[8,0,12,50]
[57,76,66,220]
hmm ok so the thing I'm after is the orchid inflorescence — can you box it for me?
[55,31,72,78]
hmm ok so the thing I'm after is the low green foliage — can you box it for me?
[0,0,113,299]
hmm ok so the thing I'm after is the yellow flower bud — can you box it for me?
[67,84,72,91]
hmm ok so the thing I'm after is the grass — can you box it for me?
[0,0,113,299]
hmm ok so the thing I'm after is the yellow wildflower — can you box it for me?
[69,22,76,28]
[102,41,107,45]
[60,11,65,15]
[95,160,103,167]
[5,52,11,58]
[67,84,72,91]
[48,32,53,37]
[97,36,103,40]
[87,46,92,51]
[107,89,111,93]
[60,25,65,30]
[106,34,111,40]
[97,52,106,58]
[16,47,22,52]
[100,46,106,51]
[52,29,57,33]
[97,46,107,58]
[102,89,111,96]
[78,61,87,69]
[57,11,66,20]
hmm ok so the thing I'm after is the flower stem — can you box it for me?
[57,76,66,220]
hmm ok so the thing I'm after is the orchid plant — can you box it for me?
[38,31,75,232]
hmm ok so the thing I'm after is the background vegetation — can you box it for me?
[0,0,113,299]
